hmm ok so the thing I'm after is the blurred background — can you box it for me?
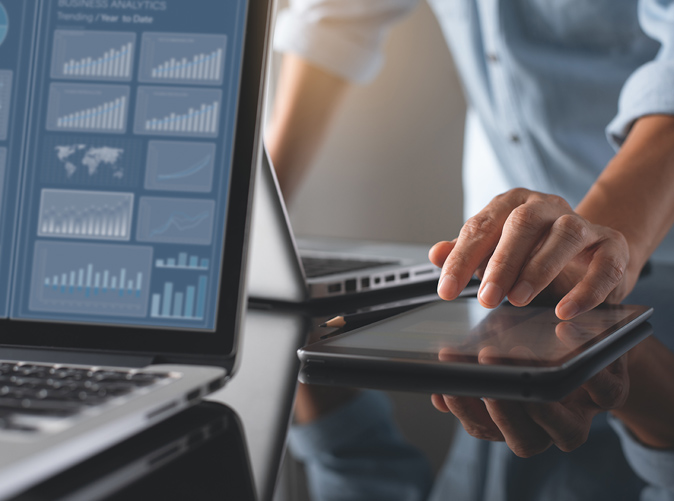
[265,1,469,499]
[269,0,467,246]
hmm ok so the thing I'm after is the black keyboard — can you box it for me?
[0,362,174,434]
[301,256,397,279]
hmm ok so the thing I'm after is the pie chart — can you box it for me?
[0,3,7,47]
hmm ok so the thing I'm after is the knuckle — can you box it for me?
[463,423,500,441]
[507,187,531,200]
[507,205,545,235]
[511,438,551,458]
[461,215,501,241]
[553,214,588,246]
[600,256,626,285]
[558,428,589,452]
[595,378,627,409]
[486,256,520,277]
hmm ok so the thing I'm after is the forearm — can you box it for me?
[265,54,349,200]
[576,114,674,276]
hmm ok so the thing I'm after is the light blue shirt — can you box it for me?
[274,0,674,262]
[274,1,674,499]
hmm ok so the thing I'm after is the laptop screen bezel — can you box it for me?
[0,0,271,365]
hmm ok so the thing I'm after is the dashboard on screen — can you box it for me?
[0,0,247,332]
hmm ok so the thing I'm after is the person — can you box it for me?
[265,0,674,499]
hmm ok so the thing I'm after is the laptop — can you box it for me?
[248,147,442,303]
[0,0,271,497]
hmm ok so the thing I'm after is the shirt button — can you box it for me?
[509,134,520,143]
[486,52,499,63]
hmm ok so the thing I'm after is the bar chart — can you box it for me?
[134,87,222,138]
[139,33,227,85]
[151,48,223,82]
[44,265,143,298]
[47,83,130,134]
[150,276,208,320]
[38,189,133,241]
[51,30,136,81]
[156,252,210,271]
[144,100,218,134]
[29,241,153,318]
[0,70,12,141]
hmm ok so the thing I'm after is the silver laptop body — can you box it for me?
[248,147,441,303]
[0,0,272,497]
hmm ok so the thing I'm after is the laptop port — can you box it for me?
[361,277,370,288]
[400,272,410,280]
[345,279,357,292]
[385,274,395,283]
[374,277,381,284]
[328,283,342,293]
[186,388,202,403]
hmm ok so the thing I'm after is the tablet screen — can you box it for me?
[318,300,650,367]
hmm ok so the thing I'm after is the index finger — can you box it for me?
[438,191,530,300]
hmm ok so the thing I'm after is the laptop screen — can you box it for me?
[0,0,252,334]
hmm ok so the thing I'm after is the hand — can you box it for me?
[431,321,630,457]
[429,189,635,319]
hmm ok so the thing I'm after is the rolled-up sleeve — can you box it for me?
[288,390,433,501]
[607,0,674,148]
[608,415,674,497]
[273,0,419,83]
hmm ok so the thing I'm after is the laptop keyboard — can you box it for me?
[0,361,175,435]
[301,256,398,279]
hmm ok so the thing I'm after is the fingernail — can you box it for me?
[438,275,459,299]
[558,300,579,319]
[509,281,534,305]
[479,282,503,307]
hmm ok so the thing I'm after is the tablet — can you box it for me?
[298,299,653,401]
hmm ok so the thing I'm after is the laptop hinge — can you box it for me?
[0,346,153,369]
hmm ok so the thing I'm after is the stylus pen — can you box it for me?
[319,302,429,332]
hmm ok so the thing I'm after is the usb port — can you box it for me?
[385,274,395,283]
[400,272,410,280]
[328,283,342,293]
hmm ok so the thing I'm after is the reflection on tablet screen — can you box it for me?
[324,301,643,366]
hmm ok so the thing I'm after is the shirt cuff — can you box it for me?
[288,390,392,461]
[608,414,674,491]
[606,60,674,149]
[273,9,385,84]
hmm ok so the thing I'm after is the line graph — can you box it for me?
[145,141,216,192]
[148,210,210,238]
[158,155,211,180]
[136,197,215,245]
